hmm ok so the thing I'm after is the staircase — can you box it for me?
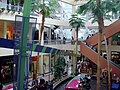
[85,20,120,46]
[80,20,120,76]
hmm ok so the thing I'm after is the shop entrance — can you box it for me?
[0,55,14,84]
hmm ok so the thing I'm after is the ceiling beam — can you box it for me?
[59,0,88,5]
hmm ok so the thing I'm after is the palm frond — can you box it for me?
[31,0,57,17]
[69,14,85,30]
[102,0,118,13]
[103,14,112,21]
[76,0,119,23]
[76,0,96,15]
[91,16,98,24]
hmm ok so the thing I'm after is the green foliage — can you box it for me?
[9,0,19,4]
[76,0,120,23]
[53,57,66,79]
[31,0,57,17]
[0,8,5,11]
[69,14,85,29]
[48,0,57,14]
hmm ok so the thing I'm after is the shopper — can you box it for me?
[37,78,45,90]
[63,37,66,44]
[85,82,91,90]
[45,81,50,90]
[49,80,53,90]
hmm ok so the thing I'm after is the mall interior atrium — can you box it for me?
[0,0,120,90]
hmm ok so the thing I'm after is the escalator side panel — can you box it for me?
[80,42,120,76]
[86,20,120,46]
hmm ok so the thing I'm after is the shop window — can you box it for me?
[111,51,120,65]
[0,56,14,84]
[34,30,39,40]
[7,25,14,40]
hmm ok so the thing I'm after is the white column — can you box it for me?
[3,21,7,38]
[49,25,52,40]
[49,54,51,81]
[41,30,44,45]
[39,54,43,75]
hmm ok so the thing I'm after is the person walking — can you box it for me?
[63,37,66,44]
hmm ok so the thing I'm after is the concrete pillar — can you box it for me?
[49,25,52,40]
[3,21,7,38]
[28,24,34,41]
[72,5,76,14]
[49,54,51,81]
[39,54,43,75]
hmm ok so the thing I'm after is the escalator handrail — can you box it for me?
[110,60,120,69]
[82,42,120,69]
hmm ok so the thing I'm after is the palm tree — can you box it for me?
[32,0,57,80]
[75,0,119,90]
[69,14,85,75]
[32,0,57,44]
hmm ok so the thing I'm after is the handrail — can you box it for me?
[53,75,73,89]
[0,2,23,12]
[34,39,72,45]
[110,60,120,69]
[82,42,120,69]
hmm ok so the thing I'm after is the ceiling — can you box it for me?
[59,0,88,5]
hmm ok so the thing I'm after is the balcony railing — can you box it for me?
[34,39,72,45]
[0,2,119,20]
[0,2,23,12]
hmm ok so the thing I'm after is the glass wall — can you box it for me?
[57,1,72,20]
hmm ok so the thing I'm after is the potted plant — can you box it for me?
[53,57,66,80]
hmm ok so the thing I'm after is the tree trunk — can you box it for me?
[75,27,78,75]
[97,32,101,90]
[96,0,104,90]
[39,9,46,43]
[34,8,46,80]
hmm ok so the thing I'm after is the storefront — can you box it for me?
[0,20,14,40]
[0,20,4,38]
[111,51,120,65]
[0,55,14,84]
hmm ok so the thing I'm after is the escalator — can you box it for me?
[85,20,120,46]
[80,42,120,76]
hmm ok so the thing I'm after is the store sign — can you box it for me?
[32,56,38,61]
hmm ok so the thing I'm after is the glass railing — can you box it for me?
[33,39,72,45]
[0,2,23,12]
[0,2,119,20]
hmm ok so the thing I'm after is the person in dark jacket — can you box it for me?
[49,80,53,90]
[85,83,91,90]
[45,81,50,90]
[37,79,45,90]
